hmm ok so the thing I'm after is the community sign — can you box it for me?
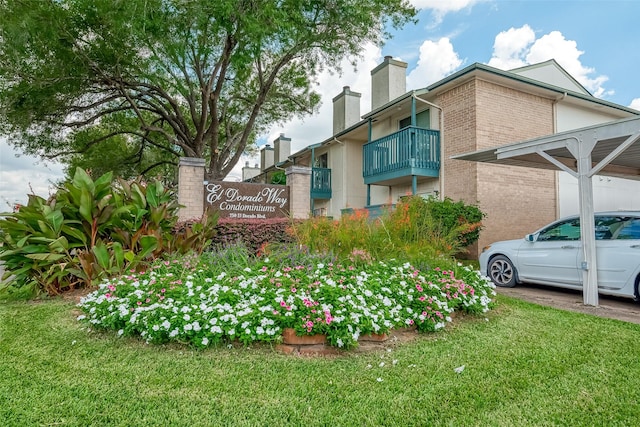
[205,181,290,219]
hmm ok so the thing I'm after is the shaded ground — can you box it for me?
[495,284,640,325]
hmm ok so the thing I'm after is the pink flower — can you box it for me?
[416,284,423,292]
[418,296,426,302]
[280,300,287,307]
[290,287,297,293]
[137,301,142,306]
[105,293,111,298]
[161,288,166,293]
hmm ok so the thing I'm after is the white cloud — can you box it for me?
[487,25,536,70]
[406,37,463,89]
[411,0,485,26]
[0,138,65,209]
[630,98,640,111]
[488,25,611,98]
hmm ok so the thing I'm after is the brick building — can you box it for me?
[251,58,640,257]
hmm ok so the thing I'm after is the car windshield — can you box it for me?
[536,216,639,241]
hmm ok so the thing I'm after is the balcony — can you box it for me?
[311,167,331,199]
[363,126,440,185]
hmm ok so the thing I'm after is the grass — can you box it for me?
[1,295,639,426]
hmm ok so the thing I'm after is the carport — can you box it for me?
[453,115,640,306]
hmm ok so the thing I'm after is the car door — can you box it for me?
[516,218,581,286]
[595,216,640,291]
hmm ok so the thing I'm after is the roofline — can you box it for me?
[362,88,430,120]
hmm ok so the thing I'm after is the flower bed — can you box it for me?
[77,254,495,350]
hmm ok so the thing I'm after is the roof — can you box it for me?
[452,115,640,181]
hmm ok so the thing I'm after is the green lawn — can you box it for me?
[1,295,638,426]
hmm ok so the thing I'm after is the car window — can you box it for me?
[594,216,624,240]
[614,218,640,240]
[537,219,581,241]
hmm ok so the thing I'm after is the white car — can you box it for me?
[479,211,640,300]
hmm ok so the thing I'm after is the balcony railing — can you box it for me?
[363,126,440,184]
[311,167,331,199]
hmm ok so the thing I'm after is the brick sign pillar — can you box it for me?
[286,165,312,219]
[178,157,206,221]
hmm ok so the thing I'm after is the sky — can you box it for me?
[1,0,639,209]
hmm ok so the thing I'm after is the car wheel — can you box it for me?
[488,255,518,287]
[634,275,640,304]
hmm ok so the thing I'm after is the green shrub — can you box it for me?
[0,168,217,297]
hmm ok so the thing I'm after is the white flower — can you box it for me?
[117,329,124,336]
[183,314,191,321]
[454,365,465,374]
[376,378,383,382]
[202,337,209,346]
[379,362,385,368]
[162,320,171,329]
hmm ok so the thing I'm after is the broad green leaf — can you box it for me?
[49,236,69,252]
[130,185,147,209]
[16,235,29,248]
[146,181,162,208]
[112,242,125,269]
[124,250,135,263]
[61,225,88,245]
[45,210,64,234]
[25,253,67,261]
[71,167,95,194]
[92,243,110,269]
[138,235,158,258]
[78,188,93,223]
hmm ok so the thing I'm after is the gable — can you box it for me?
[509,59,590,95]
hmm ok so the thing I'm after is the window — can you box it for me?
[314,153,328,168]
[536,216,640,242]
[399,109,430,129]
[614,218,640,240]
[537,219,581,241]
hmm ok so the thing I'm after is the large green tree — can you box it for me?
[0,0,415,181]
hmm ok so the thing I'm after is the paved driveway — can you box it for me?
[496,284,640,325]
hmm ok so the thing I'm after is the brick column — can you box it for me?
[286,166,311,219]
[178,157,206,221]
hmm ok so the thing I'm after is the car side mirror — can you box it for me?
[525,234,536,242]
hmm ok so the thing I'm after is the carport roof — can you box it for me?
[452,115,640,181]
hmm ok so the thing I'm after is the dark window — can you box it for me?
[399,109,430,129]
[615,218,640,240]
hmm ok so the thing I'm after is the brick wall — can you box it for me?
[439,78,557,258]
[286,166,311,219]
[178,157,205,222]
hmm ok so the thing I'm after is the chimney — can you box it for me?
[273,133,291,164]
[370,55,408,110]
[332,86,362,134]
[260,144,274,171]
[242,161,261,181]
